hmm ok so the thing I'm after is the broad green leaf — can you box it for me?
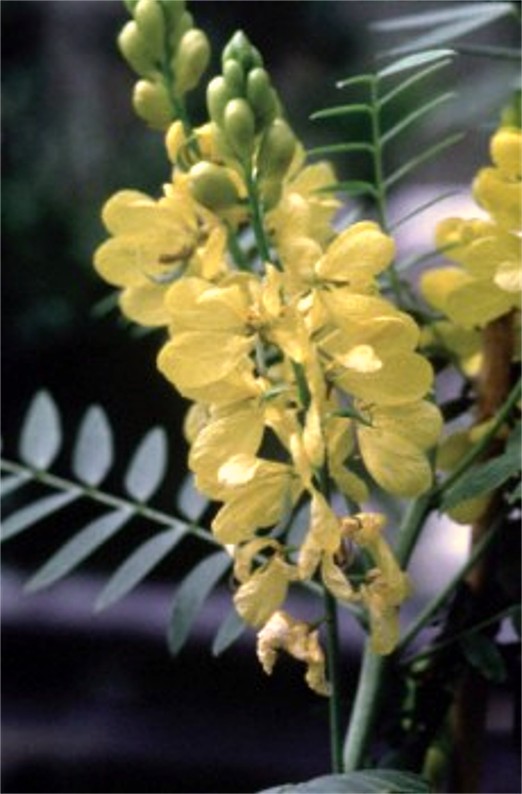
[1,472,32,498]
[385,132,465,188]
[95,523,187,611]
[123,427,168,502]
[176,473,209,522]
[371,4,509,32]
[460,633,507,683]
[1,490,80,542]
[311,103,373,121]
[381,92,455,146]
[378,49,455,78]
[19,391,61,469]
[24,507,134,592]
[72,405,113,486]
[259,769,432,793]
[212,608,247,656]
[167,551,231,655]
[384,11,512,56]
[441,432,521,510]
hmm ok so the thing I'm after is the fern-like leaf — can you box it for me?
[72,405,113,486]
[19,390,62,470]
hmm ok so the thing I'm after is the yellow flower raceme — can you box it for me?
[474,126,522,231]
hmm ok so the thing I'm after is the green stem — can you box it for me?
[343,646,387,770]
[244,168,279,269]
[226,223,251,271]
[324,589,345,773]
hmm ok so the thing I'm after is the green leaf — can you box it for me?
[378,57,453,107]
[441,432,521,510]
[311,103,373,121]
[390,189,461,231]
[371,4,510,32]
[335,73,376,90]
[307,142,375,158]
[381,92,456,146]
[95,523,187,611]
[259,769,432,793]
[212,608,247,656]
[460,633,507,683]
[167,551,231,655]
[123,427,168,502]
[378,49,455,78]
[19,391,61,470]
[176,473,209,522]
[1,472,32,498]
[72,405,113,486]
[383,10,512,56]
[1,490,80,542]
[317,180,378,198]
[24,507,134,592]
[385,132,465,188]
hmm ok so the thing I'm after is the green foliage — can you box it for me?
[259,770,432,793]
[310,50,464,232]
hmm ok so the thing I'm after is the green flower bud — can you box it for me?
[118,20,157,77]
[189,162,239,210]
[257,119,296,180]
[222,30,263,73]
[223,98,256,160]
[132,79,172,129]
[123,0,139,14]
[161,0,186,29]
[134,0,166,60]
[246,67,277,129]
[168,10,193,51]
[174,29,211,94]
[223,60,245,97]
[207,76,232,125]
[259,178,283,211]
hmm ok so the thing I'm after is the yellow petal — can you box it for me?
[419,267,470,313]
[494,258,522,293]
[473,166,521,230]
[321,553,357,601]
[336,352,433,406]
[446,278,517,328]
[369,401,443,451]
[317,221,395,284]
[119,283,170,327]
[233,557,291,627]
[339,344,383,373]
[358,427,433,496]
[490,126,522,179]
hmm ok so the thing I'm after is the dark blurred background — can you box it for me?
[2,2,520,792]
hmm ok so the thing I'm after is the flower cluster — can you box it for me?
[94,21,442,694]
[421,124,521,335]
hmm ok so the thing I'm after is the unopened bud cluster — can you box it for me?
[118,0,210,129]
[189,30,297,212]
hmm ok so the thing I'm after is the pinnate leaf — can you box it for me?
[167,551,231,655]
[72,405,113,486]
[124,427,168,502]
[1,491,80,542]
[24,507,134,592]
[212,608,247,656]
[95,523,187,611]
[19,391,61,469]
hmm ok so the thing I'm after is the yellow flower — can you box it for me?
[257,610,331,696]
[233,555,296,628]
[473,126,522,231]
[93,182,226,327]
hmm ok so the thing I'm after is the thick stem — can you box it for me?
[343,646,387,771]
[324,589,345,773]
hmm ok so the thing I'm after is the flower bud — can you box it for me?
[246,67,277,129]
[223,30,263,73]
[168,10,194,51]
[257,119,296,181]
[174,29,211,94]
[189,162,240,210]
[134,0,165,60]
[223,98,256,160]
[123,0,139,13]
[118,20,157,77]
[132,79,172,129]
[259,179,283,211]
[223,59,245,97]
[161,0,186,29]
[207,76,232,125]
